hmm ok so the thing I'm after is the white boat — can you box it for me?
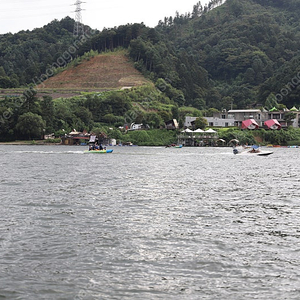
[233,146,273,156]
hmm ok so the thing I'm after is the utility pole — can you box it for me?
[73,0,85,37]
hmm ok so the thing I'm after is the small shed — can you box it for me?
[165,119,179,130]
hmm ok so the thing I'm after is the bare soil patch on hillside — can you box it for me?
[38,53,150,91]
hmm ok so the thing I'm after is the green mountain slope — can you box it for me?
[1,0,300,110]
[152,0,300,108]
[0,17,77,87]
[82,0,300,109]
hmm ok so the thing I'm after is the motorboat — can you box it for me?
[166,144,183,148]
[84,149,113,154]
[233,145,273,156]
[85,134,113,153]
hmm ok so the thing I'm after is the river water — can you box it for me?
[0,145,300,299]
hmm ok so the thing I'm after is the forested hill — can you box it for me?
[0,17,76,87]
[1,0,300,110]
[139,0,300,109]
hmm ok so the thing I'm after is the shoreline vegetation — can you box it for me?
[1,127,300,147]
[0,140,61,145]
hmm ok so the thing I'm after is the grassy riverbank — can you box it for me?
[0,139,61,145]
[1,128,300,147]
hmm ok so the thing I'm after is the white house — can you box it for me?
[184,116,197,128]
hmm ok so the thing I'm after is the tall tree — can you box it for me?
[15,112,46,139]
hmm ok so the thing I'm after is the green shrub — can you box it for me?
[123,129,176,146]
[287,140,300,146]
[46,138,61,143]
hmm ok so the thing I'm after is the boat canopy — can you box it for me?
[217,139,226,143]
[228,139,239,145]
[89,135,97,143]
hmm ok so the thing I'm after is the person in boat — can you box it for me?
[99,144,103,150]
[249,146,259,153]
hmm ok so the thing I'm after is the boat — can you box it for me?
[84,149,113,154]
[85,135,113,153]
[233,145,273,156]
[166,144,183,148]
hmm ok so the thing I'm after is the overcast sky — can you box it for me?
[0,0,212,34]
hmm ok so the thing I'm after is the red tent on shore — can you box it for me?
[241,119,259,130]
[264,119,282,130]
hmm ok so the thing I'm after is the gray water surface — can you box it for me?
[0,145,299,299]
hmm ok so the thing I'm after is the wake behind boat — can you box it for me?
[233,145,273,156]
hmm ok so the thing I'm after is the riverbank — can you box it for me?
[1,127,300,146]
[0,140,61,145]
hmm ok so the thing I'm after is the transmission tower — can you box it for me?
[73,0,85,37]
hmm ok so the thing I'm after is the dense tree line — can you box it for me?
[152,0,300,109]
[0,84,188,141]
[0,17,77,87]
[2,0,300,112]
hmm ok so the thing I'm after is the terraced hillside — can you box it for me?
[38,52,150,91]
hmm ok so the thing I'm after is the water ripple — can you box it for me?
[0,145,300,299]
